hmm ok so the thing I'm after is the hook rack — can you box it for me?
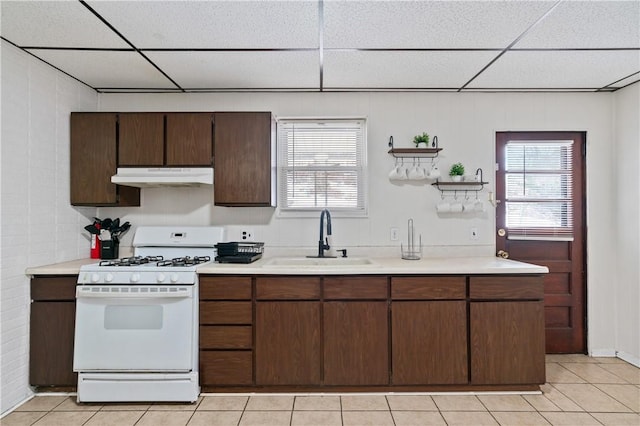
[431,167,488,195]
[387,135,442,159]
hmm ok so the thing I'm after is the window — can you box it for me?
[277,119,367,215]
[504,140,574,240]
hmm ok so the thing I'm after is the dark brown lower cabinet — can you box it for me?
[392,301,467,384]
[30,276,77,387]
[200,351,253,385]
[470,301,545,384]
[323,301,389,385]
[255,302,321,385]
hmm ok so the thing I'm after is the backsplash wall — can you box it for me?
[101,91,606,256]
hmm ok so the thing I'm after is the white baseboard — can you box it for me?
[616,351,640,367]
[590,349,617,357]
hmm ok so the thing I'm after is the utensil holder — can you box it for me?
[100,239,119,259]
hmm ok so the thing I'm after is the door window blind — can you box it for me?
[278,119,366,213]
[505,140,574,241]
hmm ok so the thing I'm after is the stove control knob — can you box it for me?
[105,273,114,283]
[90,273,100,283]
[170,273,180,283]
[130,273,141,283]
[156,273,166,283]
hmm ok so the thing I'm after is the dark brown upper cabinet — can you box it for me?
[70,112,140,206]
[118,113,164,166]
[213,112,275,207]
[118,112,213,167]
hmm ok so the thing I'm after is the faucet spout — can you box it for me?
[317,209,334,258]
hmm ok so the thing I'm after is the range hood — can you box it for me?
[111,167,213,188]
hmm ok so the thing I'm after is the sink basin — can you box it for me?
[263,257,377,268]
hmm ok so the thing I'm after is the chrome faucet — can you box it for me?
[314,209,336,258]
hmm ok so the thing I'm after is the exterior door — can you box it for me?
[496,132,586,354]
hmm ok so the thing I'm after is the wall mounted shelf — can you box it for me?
[388,135,441,159]
[432,168,488,196]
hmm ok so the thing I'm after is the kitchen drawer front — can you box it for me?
[200,351,253,385]
[200,302,252,325]
[31,276,78,301]
[391,276,466,300]
[324,276,388,300]
[469,276,543,300]
[256,277,321,300]
[199,276,252,300]
[200,326,252,349]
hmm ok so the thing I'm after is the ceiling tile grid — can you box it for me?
[146,50,320,89]
[1,0,129,48]
[87,0,320,49]
[26,49,177,89]
[1,0,638,92]
[468,50,640,89]
[323,0,556,49]
[323,50,498,89]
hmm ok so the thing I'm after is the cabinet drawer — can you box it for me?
[324,276,387,300]
[469,276,543,300]
[256,277,320,300]
[200,326,252,349]
[392,277,466,300]
[31,276,78,301]
[200,302,252,325]
[200,351,253,385]
[200,276,252,300]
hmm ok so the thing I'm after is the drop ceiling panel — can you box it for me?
[517,1,640,48]
[606,72,640,89]
[323,50,497,89]
[0,1,128,48]
[323,1,554,49]
[468,50,640,89]
[86,0,319,49]
[26,50,175,89]
[145,51,319,89]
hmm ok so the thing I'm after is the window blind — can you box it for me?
[505,140,574,241]
[277,119,366,213]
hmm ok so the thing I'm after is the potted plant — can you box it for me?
[449,162,465,182]
[412,132,430,147]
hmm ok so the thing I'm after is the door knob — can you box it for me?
[497,250,509,259]
[497,228,506,237]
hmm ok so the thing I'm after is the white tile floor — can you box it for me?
[3,355,639,425]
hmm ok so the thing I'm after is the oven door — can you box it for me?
[73,285,195,372]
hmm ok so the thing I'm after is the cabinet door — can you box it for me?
[324,301,388,385]
[166,113,213,166]
[30,302,76,386]
[392,301,467,384]
[256,302,320,385]
[470,301,545,385]
[214,112,274,206]
[70,112,139,206]
[118,113,164,166]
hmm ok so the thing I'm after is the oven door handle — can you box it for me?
[76,287,192,299]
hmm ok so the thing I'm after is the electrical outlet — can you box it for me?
[470,227,479,240]
[390,227,399,241]
[240,229,255,241]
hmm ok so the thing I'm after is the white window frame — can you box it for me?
[276,117,368,218]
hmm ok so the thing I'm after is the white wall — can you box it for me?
[99,91,624,359]
[613,84,640,365]
[0,41,98,414]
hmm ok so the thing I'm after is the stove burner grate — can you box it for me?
[99,256,164,267]
[156,256,211,267]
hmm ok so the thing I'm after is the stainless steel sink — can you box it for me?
[262,257,377,268]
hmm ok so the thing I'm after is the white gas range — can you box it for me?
[73,226,225,403]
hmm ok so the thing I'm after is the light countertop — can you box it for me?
[26,256,548,276]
